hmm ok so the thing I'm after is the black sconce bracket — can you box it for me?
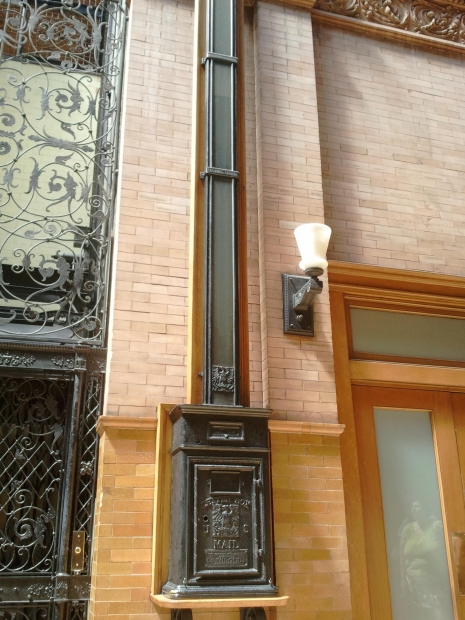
[282,272,323,336]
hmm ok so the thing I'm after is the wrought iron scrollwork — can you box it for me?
[68,601,86,620]
[0,0,127,343]
[0,376,69,574]
[0,604,55,620]
[0,0,124,614]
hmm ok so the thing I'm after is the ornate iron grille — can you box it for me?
[0,0,127,343]
[0,604,56,620]
[67,601,86,620]
[0,376,70,574]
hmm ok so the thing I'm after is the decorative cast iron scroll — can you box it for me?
[0,376,69,574]
[0,0,127,343]
[211,366,234,393]
[314,0,465,45]
[68,601,86,620]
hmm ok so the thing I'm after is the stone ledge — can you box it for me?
[150,594,289,609]
[96,414,344,436]
[268,420,345,435]
[96,415,158,436]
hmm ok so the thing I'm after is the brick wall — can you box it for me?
[89,424,242,620]
[272,432,351,620]
[106,0,194,417]
[252,2,337,423]
[314,24,465,276]
[89,425,162,619]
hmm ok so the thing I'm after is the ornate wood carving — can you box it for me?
[314,0,465,45]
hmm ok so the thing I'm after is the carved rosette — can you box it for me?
[315,0,465,44]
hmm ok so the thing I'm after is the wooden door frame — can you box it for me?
[328,260,465,620]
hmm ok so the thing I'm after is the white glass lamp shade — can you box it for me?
[294,223,332,274]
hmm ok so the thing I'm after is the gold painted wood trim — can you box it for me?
[187,0,206,404]
[150,594,289,609]
[312,9,465,55]
[151,404,174,596]
[350,360,465,391]
[268,420,344,435]
[329,289,372,619]
[96,415,158,435]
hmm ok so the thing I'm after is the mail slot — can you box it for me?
[162,404,278,599]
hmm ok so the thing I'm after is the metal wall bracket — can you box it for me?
[201,52,238,64]
[200,167,239,180]
[282,274,322,336]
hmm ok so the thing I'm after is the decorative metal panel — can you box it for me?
[0,604,56,620]
[0,376,69,574]
[192,462,261,579]
[68,601,86,620]
[0,0,127,343]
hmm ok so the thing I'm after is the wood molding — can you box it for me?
[350,360,465,391]
[328,261,465,299]
[328,265,465,620]
[96,415,158,435]
[150,594,289,609]
[329,289,372,619]
[268,420,344,435]
[187,0,206,404]
[151,404,174,596]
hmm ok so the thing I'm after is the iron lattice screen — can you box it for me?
[0,376,70,574]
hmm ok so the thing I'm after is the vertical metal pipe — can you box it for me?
[202,0,241,405]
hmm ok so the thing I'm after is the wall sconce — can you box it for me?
[282,223,332,336]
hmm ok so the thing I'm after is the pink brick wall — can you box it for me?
[252,2,337,423]
[314,24,465,275]
[106,0,194,416]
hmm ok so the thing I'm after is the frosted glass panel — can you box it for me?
[351,308,465,361]
[374,408,454,620]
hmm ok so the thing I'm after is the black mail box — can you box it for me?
[162,404,278,599]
